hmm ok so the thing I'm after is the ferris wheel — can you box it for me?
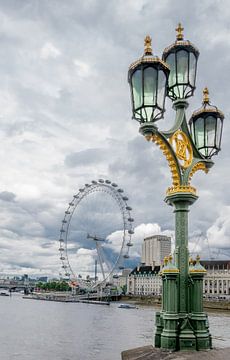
[59,179,134,288]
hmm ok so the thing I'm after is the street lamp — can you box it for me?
[128,24,224,352]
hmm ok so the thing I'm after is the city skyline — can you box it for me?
[0,1,229,276]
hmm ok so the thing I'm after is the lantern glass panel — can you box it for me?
[177,50,189,83]
[216,117,222,148]
[166,53,176,88]
[132,69,142,109]
[205,115,216,147]
[189,52,196,86]
[194,117,204,149]
[158,70,167,108]
[144,67,157,106]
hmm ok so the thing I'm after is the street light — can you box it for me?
[162,23,199,100]
[128,35,170,124]
[189,87,224,158]
[128,24,224,352]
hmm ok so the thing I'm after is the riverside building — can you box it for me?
[128,234,171,296]
[141,235,171,267]
[201,260,230,298]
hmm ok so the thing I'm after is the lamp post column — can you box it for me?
[165,192,198,350]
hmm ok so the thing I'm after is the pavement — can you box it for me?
[121,345,230,360]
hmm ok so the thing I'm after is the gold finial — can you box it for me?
[164,256,169,265]
[196,254,200,263]
[168,254,173,262]
[203,87,210,104]
[144,35,152,55]
[176,23,184,41]
[189,257,194,265]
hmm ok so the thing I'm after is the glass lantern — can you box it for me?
[128,35,169,123]
[189,88,224,158]
[162,24,199,101]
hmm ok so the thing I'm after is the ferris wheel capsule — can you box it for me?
[127,242,133,247]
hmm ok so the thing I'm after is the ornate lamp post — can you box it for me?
[128,24,224,351]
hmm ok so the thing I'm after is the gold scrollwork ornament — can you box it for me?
[169,130,193,169]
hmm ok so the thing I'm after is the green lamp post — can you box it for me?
[128,24,224,351]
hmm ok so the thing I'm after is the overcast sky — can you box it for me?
[0,0,229,277]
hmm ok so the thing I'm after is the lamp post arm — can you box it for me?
[151,130,182,187]
[162,101,188,138]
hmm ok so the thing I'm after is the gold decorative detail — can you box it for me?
[191,106,224,119]
[145,134,152,142]
[203,87,209,104]
[189,269,207,273]
[166,185,197,196]
[190,254,207,273]
[162,268,180,273]
[164,256,169,266]
[169,130,193,169]
[144,35,152,55]
[163,41,199,58]
[176,23,184,41]
[151,134,180,187]
[129,56,169,71]
[188,162,209,183]
[189,257,194,265]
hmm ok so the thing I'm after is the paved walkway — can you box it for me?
[121,345,230,360]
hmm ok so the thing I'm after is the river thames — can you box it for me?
[0,294,230,360]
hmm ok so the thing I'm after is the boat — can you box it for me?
[118,303,137,309]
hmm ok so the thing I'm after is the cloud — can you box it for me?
[0,0,228,277]
[40,42,61,60]
[206,207,230,249]
[73,59,91,78]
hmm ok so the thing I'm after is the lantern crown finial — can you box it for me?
[144,35,152,55]
[203,87,210,104]
[176,23,184,41]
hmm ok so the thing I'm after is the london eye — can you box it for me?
[59,179,134,288]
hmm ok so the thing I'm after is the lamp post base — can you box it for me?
[155,311,212,351]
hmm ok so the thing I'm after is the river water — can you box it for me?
[0,294,230,360]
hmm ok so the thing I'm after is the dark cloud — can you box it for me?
[0,191,16,202]
[65,148,108,167]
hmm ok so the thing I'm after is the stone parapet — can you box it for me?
[121,345,230,360]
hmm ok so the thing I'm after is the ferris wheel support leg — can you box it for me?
[96,242,106,281]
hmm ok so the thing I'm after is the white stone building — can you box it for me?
[141,235,171,267]
[201,260,230,298]
[127,265,162,296]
